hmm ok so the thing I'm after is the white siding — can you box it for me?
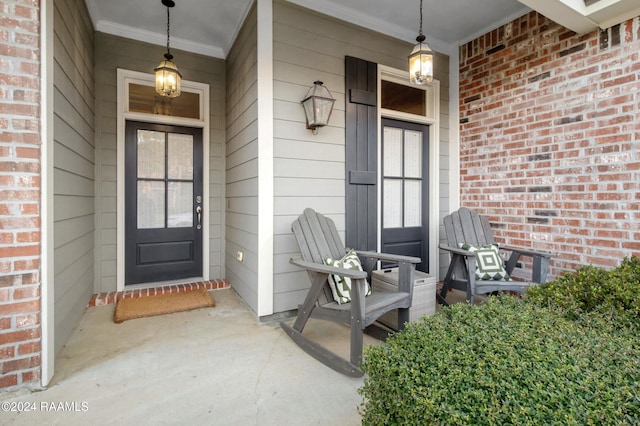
[53,0,95,353]
[272,1,451,312]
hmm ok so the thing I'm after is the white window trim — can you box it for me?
[378,65,440,277]
[116,69,210,291]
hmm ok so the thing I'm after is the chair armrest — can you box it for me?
[290,257,368,279]
[501,246,553,259]
[438,244,476,257]
[357,250,421,264]
[499,247,553,283]
[500,246,553,259]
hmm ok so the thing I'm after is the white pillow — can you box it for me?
[461,243,512,281]
[324,249,371,304]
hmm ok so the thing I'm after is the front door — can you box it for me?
[125,121,203,285]
[381,118,429,272]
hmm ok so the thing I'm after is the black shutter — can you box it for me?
[345,56,377,251]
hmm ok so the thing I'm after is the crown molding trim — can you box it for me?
[95,20,226,59]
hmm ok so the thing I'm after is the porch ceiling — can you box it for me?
[85,0,530,58]
[85,0,638,58]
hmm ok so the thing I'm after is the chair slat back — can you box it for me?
[292,209,347,304]
[444,207,495,248]
[292,208,346,263]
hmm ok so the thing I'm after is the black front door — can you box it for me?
[381,118,429,272]
[125,121,203,285]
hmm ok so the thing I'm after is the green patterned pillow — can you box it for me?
[324,249,371,304]
[461,243,511,281]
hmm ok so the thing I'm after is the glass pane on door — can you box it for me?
[404,130,422,178]
[168,133,194,179]
[168,182,193,228]
[137,181,165,229]
[383,179,402,228]
[137,130,165,179]
[383,127,403,177]
[404,180,422,227]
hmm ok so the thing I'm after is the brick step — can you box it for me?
[88,279,230,307]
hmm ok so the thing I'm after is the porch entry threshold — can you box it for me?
[88,279,229,307]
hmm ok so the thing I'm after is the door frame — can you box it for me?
[378,65,440,276]
[116,69,210,291]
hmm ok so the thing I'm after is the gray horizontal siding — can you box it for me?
[93,30,226,292]
[272,1,451,312]
[225,4,259,313]
[53,0,95,354]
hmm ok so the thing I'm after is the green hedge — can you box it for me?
[526,256,640,325]
[359,296,640,425]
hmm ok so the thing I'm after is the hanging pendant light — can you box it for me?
[408,0,433,85]
[155,0,181,97]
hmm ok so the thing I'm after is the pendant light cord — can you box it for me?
[415,0,426,43]
[419,0,423,37]
[166,6,171,56]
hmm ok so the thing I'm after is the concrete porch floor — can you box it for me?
[1,287,477,425]
[1,289,380,425]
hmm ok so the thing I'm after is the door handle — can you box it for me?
[196,206,202,230]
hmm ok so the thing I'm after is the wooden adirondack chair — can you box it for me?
[280,208,421,377]
[439,207,553,304]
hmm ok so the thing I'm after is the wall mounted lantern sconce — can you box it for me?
[155,0,181,98]
[408,0,433,85]
[301,81,336,134]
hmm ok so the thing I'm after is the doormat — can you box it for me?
[114,287,215,323]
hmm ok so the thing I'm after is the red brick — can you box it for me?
[0,300,39,316]
[21,369,39,383]
[0,232,13,245]
[19,272,39,284]
[0,275,20,287]
[0,346,15,360]
[15,231,39,243]
[13,259,40,272]
[0,373,18,388]
[0,288,10,302]
[15,146,40,158]
[0,244,39,258]
[19,203,39,215]
[16,312,39,328]
[0,317,12,330]
[0,327,40,345]
[0,355,40,374]
[17,341,40,355]
[0,216,40,229]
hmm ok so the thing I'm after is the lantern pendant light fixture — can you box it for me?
[155,0,181,98]
[408,0,433,85]
[301,81,336,134]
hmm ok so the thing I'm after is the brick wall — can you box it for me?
[0,0,42,390]
[459,12,640,277]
